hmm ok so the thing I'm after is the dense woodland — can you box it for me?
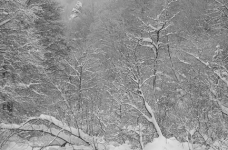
[1,0,228,150]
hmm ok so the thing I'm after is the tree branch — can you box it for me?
[0,114,94,146]
[0,18,12,27]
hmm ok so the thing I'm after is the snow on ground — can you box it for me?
[144,136,228,150]
[144,136,193,150]
[108,141,132,150]
[2,134,228,150]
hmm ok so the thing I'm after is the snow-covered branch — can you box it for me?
[124,99,163,138]
[141,75,156,87]
[138,17,157,32]
[179,49,228,87]
[63,59,80,79]
[213,0,228,10]
[0,114,95,146]
[123,124,145,149]
[178,49,210,67]
[167,11,180,23]
[124,103,151,122]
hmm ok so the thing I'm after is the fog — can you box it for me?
[52,0,79,23]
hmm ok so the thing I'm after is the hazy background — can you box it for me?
[53,0,107,22]
[53,0,79,23]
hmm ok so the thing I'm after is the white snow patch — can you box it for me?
[108,141,132,150]
[142,37,152,43]
[144,136,193,150]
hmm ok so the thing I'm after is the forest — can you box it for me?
[1,0,228,150]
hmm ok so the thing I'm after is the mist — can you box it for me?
[52,0,80,23]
